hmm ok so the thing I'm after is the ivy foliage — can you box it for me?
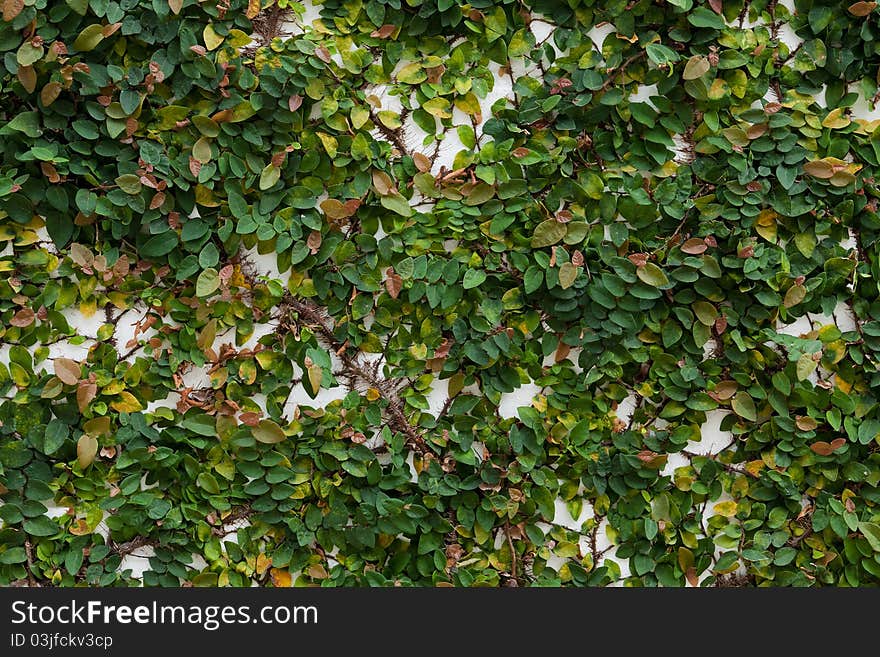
[2,0,880,587]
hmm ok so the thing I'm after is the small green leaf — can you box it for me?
[196,268,220,297]
[731,392,757,422]
[463,268,487,289]
[259,164,281,190]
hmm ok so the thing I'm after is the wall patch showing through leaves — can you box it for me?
[1,0,880,587]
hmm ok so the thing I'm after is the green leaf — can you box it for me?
[636,263,669,287]
[115,174,142,195]
[688,6,725,29]
[141,232,178,258]
[0,547,27,564]
[7,111,41,138]
[682,56,710,80]
[558,262,578,289]
[72,24,105,51]
[196,268,220,297]
[859,522,880,552]
[462,268,487,290]
[380,194,413,217]
[259,164,281,190]
[731,392,757,422]
[531,220,567,248]
[796,353,818,382]
[44,419,69,455]
[23,516,60,537]
[253,419,286,444]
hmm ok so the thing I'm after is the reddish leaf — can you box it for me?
[288,94,303,111]
[370,24,396,39]
[809,441,834,456]
[77,381,97,413]
[681,238,707,255]
[709,0,723,13]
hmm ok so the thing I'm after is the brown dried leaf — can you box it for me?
[17,65,36,93]
[40,161,60,183]
[288,94,303,111]
[54,358,81,385]
[315,46,331,63]
[307,230,322,254]
[10,307,34,327]
[40,81,62,107]
[77,381,97,413]
[2,0,23,21]
[413,152,431,173]
[385,268,402,299]
[848,1,877,16]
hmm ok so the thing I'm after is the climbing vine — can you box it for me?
[2,0,880,587]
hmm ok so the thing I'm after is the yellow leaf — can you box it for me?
[713,500,738,517]
[255,553,272,576]
[203,23,224,51]
[821,107,851,129]
[754,209,777,242]
[269,568,292,587]
[80,298,97,318]
[245,0,261,19]
[111,391,143,413]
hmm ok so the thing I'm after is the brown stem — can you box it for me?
[599,52,646,92]
[24,540,37,587]
[283,295,429,454]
